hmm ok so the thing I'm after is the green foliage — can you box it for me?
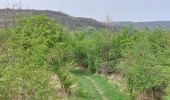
[0,15,73,99]
[114,29,170,99]
[11,15,64,66]
[165,84,170,100]
[56,67,73,94]
[1,14,170,99]
[0,66,57,99]
[71,31,114,73]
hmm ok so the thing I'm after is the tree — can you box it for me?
[0,15,73,99]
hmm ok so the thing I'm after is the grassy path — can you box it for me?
[68,70,103,100]
[68,70,129,100]
[84,76,108,100]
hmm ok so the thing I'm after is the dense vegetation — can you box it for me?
[0,15,170,100]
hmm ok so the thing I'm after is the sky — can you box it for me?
[0,0,170,22]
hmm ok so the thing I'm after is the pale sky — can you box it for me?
[0,0,170,22]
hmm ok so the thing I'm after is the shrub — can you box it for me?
[0,15,73,99]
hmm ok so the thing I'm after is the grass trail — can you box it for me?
[68,70,129,100]
[68,70,103,100]
[84,76,108,100]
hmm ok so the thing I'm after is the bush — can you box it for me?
[115,29,170,99]
[0,15,73,99]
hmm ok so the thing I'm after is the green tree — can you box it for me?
[0,15,73,99]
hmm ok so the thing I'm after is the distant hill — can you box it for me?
[1,9,170,31]
[0,9,105,31]
[114,21,170,30]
